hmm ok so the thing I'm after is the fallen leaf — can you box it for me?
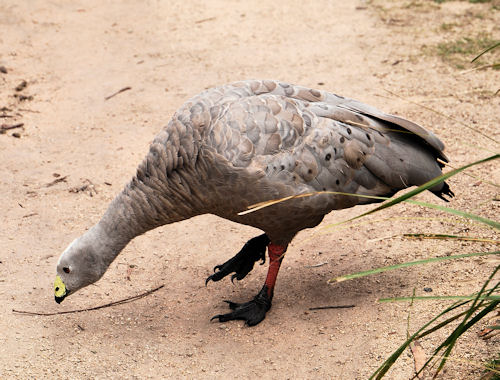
[478,311,500,340]
[410,340,427,379]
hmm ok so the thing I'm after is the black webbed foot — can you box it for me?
[211,286,272,326]
[205,234,270,285]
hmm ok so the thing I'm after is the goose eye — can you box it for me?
[63,267,70,274]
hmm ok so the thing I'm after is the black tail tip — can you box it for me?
[431,182,455,202]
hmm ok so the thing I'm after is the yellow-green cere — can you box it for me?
[54,275,66,298]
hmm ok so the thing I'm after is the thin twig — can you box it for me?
[1,122,24,131]
[195,16,216,24]
[22,212,38,218]
[305,262,328,268]
[104,86,132,101]
[367,234,397,243]
[18,108,40,113]
[45,175,68,187]
[309,304,355,310]
[12,284,164,316]
[69,178,97,196]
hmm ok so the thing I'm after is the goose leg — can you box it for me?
[211,243,285,326]
[205,234,270,285]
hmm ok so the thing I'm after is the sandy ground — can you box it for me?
[1,1,499,379]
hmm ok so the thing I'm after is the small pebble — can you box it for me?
[14,94,33,101]
[15,80,27,91]
[12,132,21,138]
[423,287,433,293]
[0,66,7,74]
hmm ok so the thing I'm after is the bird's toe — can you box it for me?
[210,287,272,326]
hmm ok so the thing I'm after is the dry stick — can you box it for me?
[12,284,165,316]
[1,122,24,131]
[305,262,328,268]
[104,86,132,100]
[195,16,216,24]
[45,175,68,187]
[22,212,38,218]
[309,305,355,311]
[18,108,40,113]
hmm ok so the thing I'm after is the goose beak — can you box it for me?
[54,275,68,303]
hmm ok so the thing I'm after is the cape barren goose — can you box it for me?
[54,80,453,326]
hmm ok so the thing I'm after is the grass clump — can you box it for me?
[322,154,499,379]
[434,34,500,69]
[481,353,500,379]
[439,22,457,32]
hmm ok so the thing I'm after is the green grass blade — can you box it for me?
[434,300,499,376]
[431,266,499,376]
[358,156,499,378]
[369,300,472,379]
[415,308,471,341]
[345,154,499,223]
[318,154,500,231]
[403,233,500,244]
[405,199,500,229]
[471,41,500,63]
[330,251,499,283]
[414,300,499,379]
[371,267,499,379]
[379,295,500,302]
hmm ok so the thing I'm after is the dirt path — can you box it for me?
[1,1,498,379]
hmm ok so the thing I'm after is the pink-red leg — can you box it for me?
[263,243,285,298]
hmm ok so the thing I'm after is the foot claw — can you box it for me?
[211,286,272,326]
[223,300,240,310]
[210,314,222,322]
[205,234,270,285]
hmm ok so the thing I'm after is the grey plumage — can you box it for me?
[55,80,453,307]
[120,79,451,243]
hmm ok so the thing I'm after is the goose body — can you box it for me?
[55,80,453,325]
